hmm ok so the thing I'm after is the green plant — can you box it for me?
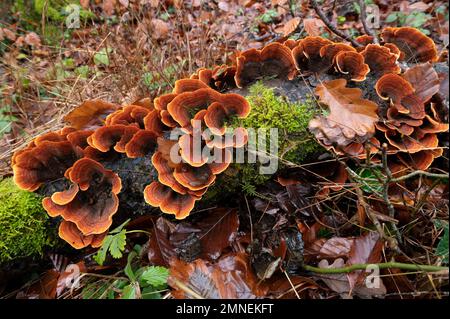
[385,11,432,35]
[257,9,278,24]
[0,105,18,137]
[93,219,129,265]
[83,245,169,299]
[235,82,323,165]
[93,48,112,66]
[435,220,449,264]
[0,177,56,263]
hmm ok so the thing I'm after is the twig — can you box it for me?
[304,262,448,274]
[358,0,379,44]
[310,0,362,47]
[345,166,399,251]
[380,144,402,244]
[391,170,448,183]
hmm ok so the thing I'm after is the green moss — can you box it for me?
[213,82,323,195]
[0,177,57,263]
[232,81,323,164]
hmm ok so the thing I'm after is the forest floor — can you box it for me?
[0,0,449,299]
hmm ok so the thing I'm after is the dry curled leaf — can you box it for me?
[402,63,440,103]
[309,79,379,149]
[303,18,326,37]
[283,17,301,37]
[24,32,41,47]
[169,253,267,299]
[64,100,119,130]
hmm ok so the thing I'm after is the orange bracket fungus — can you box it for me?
[10,26,448,251]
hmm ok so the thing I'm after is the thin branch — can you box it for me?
[304,262,449,274]
[358,0,379,44]
[310,0,362,47]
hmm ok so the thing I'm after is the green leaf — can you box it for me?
[93,235,113,266]
[110,218,130,234]
[121,283,138,299]
[436,222,449,264]
[109,229,127,259]
[93,221,128,265]
[140,266,169,287]
[93,48,112,66]
[356,168,383,194]
[124,251,137,282]
[75,65,90,79]
[141,286,162,299]
[385,13,399,23]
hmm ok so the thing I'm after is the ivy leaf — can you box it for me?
[140,266,169,287]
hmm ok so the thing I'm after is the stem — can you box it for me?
[310,0,362,47]
[358,0,379,44]
[304,262,448,274]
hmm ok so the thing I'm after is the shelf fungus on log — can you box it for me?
[235,42,297,88]
[10,26,447,251]
[42,158,122,247]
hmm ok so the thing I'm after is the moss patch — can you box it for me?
[233,81,323,164]
[0,177,57,263]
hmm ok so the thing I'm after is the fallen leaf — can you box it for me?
[151,19,170,40]
[119,0,129,7]
[303,18,326,37]
[2,28,16,41]
[312,237,354,259]
[102,0,116,16]
[282,17,301,37]
[309,79,379,149]
[402,63,440,103]
[24,32,41,47]
[218,1,230,12]
[169,253,267,298]
[347,232,384,288]
[64,100,119,130]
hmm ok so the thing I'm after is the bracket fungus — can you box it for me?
[10,26,447,250]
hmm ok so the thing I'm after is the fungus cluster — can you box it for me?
[11,26,447,249]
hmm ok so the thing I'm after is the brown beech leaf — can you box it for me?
[168,253,268,299]
[147,209,239,265]
[402,63,440,103]
[195,208,239,260]
[283,17,301,37]
[64,100,119,130]
[309,237,354,259]
[309,79,379,148]
[347,232,384,289]
[303,18,326,37]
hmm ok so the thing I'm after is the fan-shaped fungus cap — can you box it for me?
[173,163,216,191]
[204,127,248,149]
[335,51,370,81]
[291,36,333,73]
[59,220,107,249]
[360,44,401,76]
[191,65,237,91]
[319,43,356,66]
[124,130,158,158]
[234,42,297,88]
[143,110,168,136]
[88,124,140,153]
[105,105,150,128]
[66,130,94,151]
[178,134,209,167]
[144,181,198,219]
[64,99,119,130]
[355,35,374,47]
[381,27,438,63]
[152,151,189,194]
[13,140,82,191]
[384,128,439,153]
[42,158,122,235]
[203,101,250,136]
[167,88,250,131]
